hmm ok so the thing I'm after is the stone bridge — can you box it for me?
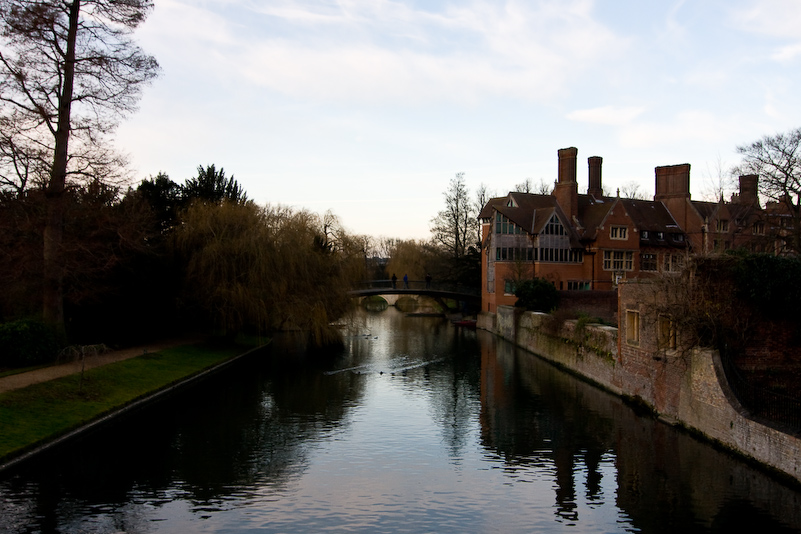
[349,280,481,309]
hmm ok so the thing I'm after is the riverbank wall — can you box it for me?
[477,304,801,484]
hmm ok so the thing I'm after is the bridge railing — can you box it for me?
[355,279,480,297]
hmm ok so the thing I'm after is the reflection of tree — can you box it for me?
[0,342,367,531]
[7,311,801,532]
[423,327,482,459]
[171,336,367,501]
[345,308,483,461]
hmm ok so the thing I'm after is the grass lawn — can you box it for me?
[0,343,258,463]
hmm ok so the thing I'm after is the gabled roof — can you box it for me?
[577,195,614,241]
[478,197,506,220]
[620,198,686,248]
[727,202,763,227]
[481,192,584,248]
[691,200,719,222]
[481,191,693,249]
[620,198,681,232]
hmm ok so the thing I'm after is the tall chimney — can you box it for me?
[738,174,759,207]
[588,156,603,197]
[654,163,691,239]
[554,147,578,220]
[654,163,691,201]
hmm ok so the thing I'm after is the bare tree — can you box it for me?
[512,177,551,195]
[0,0,159,338]
[534,178,552,195]
[474,182,496,242]
[430,172,477,258]
[474,182,495,211]
[735,127,801,253]
[514,178,533,193]
[701,153,735,202]
[620,180,648,200]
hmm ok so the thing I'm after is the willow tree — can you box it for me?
[0,0,159,339]
[174,202,367,347]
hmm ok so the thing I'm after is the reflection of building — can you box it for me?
[479,147,787,313]
[478,336,613,523]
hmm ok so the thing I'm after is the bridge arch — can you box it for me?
[350,280,481,312]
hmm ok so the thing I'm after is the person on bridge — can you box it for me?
[391,273,397,289]
[425,273,432,289]
[403,274,409,289]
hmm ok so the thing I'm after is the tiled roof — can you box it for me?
[577,195,613,241]
[691,200,719,221]
[481,192,583,247]
[478,197,507,220]
[481,192,695,249]
[621,199,681,232]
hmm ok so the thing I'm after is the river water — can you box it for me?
[1,308,801,533]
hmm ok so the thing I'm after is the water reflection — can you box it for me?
[479,330,801,533]
[1,308,800,533]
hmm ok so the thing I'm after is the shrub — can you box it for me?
[514,278,559,313]
[0,320,59,368]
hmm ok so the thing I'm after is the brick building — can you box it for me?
[479,147,781,313]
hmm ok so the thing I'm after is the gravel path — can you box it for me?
[0,338,202,395]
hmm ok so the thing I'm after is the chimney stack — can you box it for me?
[738,174,759,207]
[654,164,691,201]
[554,147,578,220]
[654,163,691,236]
[588,156,603,197]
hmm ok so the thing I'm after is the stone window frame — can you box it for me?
[610,226,628,240]
[603,250,634,271]
[663,253,684,272]
[625,310,640,346]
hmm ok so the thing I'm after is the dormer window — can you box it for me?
[716,219,729,232]
[610,226,628,240]
[641,231,649,240]
[672,234,684,243]
[656,232,665,240]
[495,213,523,234]
[507,198,518,208]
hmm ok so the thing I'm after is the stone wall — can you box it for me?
[556,289,618,325]
[479,300,801,484]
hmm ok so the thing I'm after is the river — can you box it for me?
[1,307,800,533]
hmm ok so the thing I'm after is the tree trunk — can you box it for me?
[42,0,80,342]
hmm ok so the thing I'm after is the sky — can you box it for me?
[114,0,801,240]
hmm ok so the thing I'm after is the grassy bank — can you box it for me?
[0,343,258,463]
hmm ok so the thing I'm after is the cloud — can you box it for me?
[728,0,801,40]
[237,43,566,105]
[141,0,238,47]
[771,43,801,62]
[146,0,630,106]
[567,106,645,125]
[618,111,737,148]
